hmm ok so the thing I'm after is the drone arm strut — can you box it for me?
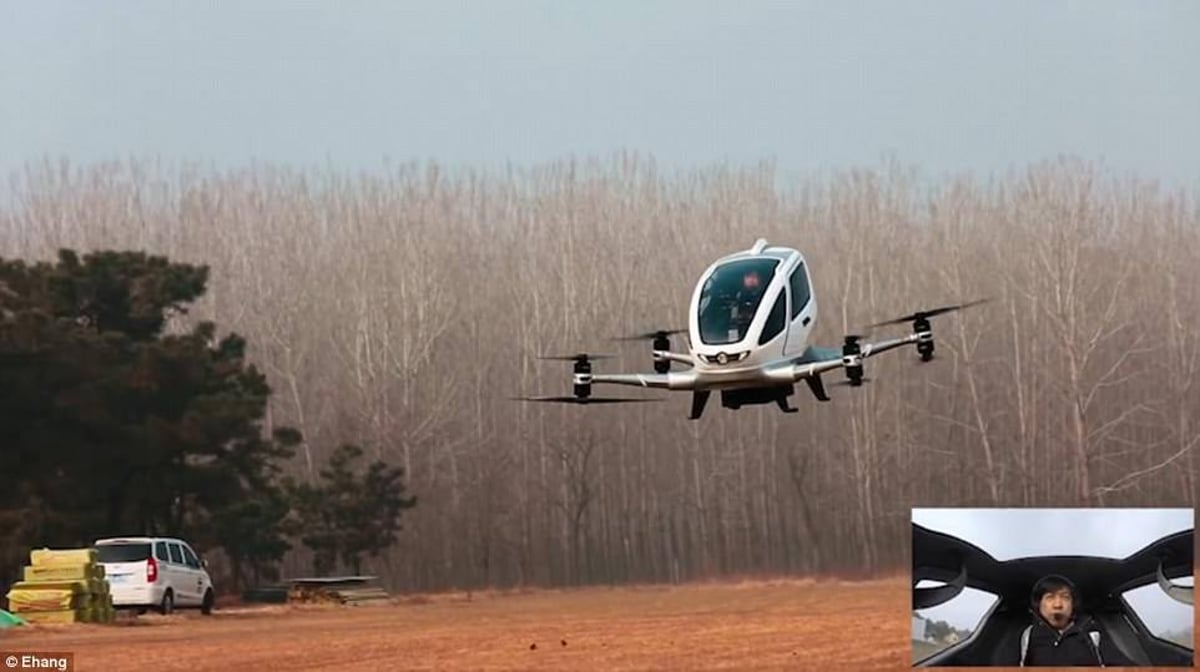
[771,332,926,384]
[585,371,698,390]
[860,332,923,359]
[765,358,845,384]
[653,350,697,367]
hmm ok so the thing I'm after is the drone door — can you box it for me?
[783,261,815,355]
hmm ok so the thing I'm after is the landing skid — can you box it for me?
[804,373,830,401]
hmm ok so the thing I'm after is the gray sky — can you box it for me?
[2,1,1199,187]
[913,508,1194,634]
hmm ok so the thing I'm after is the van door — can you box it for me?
[153,541,171,599]
[166,542,197,606]
[180,544,206,601]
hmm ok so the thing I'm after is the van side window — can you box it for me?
[155,541,169,561]
[181,545,201,569]
[168,543,184,565]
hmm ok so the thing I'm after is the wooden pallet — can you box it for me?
[284,576,391,606]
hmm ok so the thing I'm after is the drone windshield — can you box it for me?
[697,258,779,346]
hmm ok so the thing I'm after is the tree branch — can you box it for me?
[1092,435,1200,496]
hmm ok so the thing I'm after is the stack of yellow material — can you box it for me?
[5,548,114,624]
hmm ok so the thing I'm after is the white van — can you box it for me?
[93,537,215,615]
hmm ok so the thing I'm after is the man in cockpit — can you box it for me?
[728,269,763,335]
[1018,574,1136,666]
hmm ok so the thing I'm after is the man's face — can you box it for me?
[743,272,760,290]
[1039,586,1074,629]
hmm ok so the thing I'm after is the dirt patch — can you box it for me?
[0,577,1159,671]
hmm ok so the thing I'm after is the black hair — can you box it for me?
[1030,574,1080,609]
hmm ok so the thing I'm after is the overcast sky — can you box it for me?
[913,508,1194,635]
[2,1,1199,188]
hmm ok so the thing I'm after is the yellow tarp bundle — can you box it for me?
[22,563,103,582]
[7,579,95,595]
[17,608,93,625]
[31,548,98,566]
[7,547,114,625]
[6,589,89,612]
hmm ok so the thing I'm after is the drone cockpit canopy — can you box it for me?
[696,257,782,346]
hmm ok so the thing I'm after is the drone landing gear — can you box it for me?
[804,373,830,401]
[690,391,710,420]
[775,396,799,413]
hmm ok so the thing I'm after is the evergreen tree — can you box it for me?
[287,444,417,576]
[0,249,298,591]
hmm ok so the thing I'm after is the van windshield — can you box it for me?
[96,543,151,563]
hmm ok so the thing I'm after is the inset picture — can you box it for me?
[910,508,1193,667]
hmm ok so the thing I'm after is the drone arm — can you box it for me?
[859,332,922,359]
[765,358,846,384]
[586,371,699,390]
[653,350,696,367]
[769,333,923,384]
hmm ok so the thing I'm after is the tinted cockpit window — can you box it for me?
[789,263,811,319]
[758,290,787,345]
[698,258,779,345]
[95,543,151,563]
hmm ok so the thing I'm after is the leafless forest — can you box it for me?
[2,155,1197,592]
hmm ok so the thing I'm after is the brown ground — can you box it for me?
[0,577,1176,671]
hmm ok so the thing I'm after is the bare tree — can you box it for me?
[4,155,1195,591]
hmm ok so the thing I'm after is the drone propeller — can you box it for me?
[537,353,615,361]
[510,395,662,405]
[867,298,990,328]
[611,328,687,342]
[831,378,874,388]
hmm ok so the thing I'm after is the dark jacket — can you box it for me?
[1023,614,1136,667]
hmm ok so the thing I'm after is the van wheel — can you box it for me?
[159,590,174,615]
[201,589,214,615]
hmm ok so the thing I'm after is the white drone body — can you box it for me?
[521,238,983,419]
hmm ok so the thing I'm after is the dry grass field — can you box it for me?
[4,577,908,671]
[0,577,1181,671]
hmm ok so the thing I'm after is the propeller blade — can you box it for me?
[867,298,990,328]
[536,353,616,361]
[831,378,873,387]
[510,396,663,404]
[611,328,687,342]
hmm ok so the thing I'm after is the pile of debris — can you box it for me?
[5,548,115,624]
[284,576,391,606]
